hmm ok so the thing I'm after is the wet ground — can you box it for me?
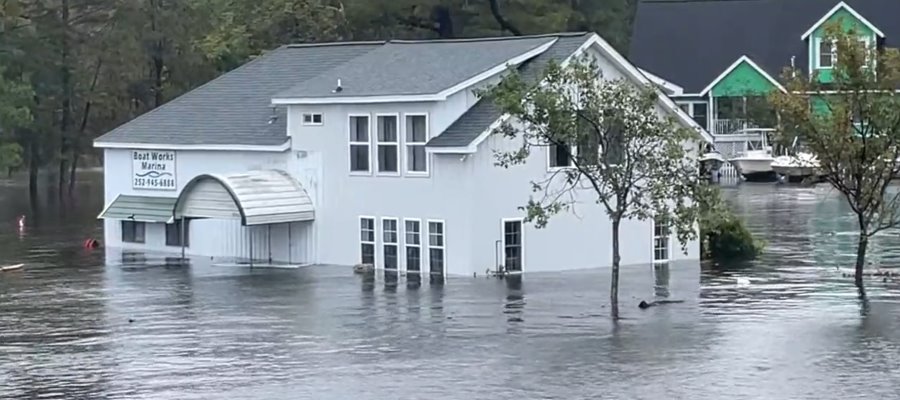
[1,174,899,399]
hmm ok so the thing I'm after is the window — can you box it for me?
[382,218,398,270]
[405,219,422,273]
[349,115,370,173]
[302,113,324,125]
[405,114,429,174]
[166,219,190,247]
[121,220,145,243]
[653,215,670,262]
[818,38,835,69]
[360,217,375,265]
[549,142,574,169]
[428,221,445,276]
[503,219,523,273]
[376,114,399,174]
[692,103,708,130]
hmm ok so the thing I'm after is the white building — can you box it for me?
[95,32,712,277]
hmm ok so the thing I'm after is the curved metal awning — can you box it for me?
[173,170,314,226]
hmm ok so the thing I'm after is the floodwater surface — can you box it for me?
[1,174,900,399]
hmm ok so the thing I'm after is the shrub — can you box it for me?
[698,186,763,261]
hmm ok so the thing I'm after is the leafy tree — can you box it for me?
[484,58,706,319]
[770,22,900,295]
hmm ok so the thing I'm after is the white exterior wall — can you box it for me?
[287,88,477,274]
[102,148,312,263]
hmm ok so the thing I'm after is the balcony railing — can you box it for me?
[713,118,760,135]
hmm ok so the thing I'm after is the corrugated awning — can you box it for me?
[174,169,314,226]
[98,194,177,223]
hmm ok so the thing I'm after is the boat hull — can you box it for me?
[730,158,776,182]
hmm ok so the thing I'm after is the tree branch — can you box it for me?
[487,0,521,36]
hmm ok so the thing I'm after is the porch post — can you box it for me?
[267,224,272,264]
[249,227,254,268]
[180,216,186,260]
[287,222,293,264]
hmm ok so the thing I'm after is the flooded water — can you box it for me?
[2,174,900,399]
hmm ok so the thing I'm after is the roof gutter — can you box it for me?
[93,140,291,152]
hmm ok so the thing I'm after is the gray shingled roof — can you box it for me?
[95,42,381,146]
[272,36,557,100]
[427,33,592,148]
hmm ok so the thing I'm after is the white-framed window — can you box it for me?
[816,38,836,69]
[653,215,670,262]
[376,114,399,174]
[382,217,399,270]
[677,101,709,130]
[404,218,422,273]
[349,115,371,173]
[121,220,146,243]
[548,142,575,169]
[405,114,429,174]
[359,216,376,265]
[302,113,324,126]
[502,218,524,273]
[427,220,445,276]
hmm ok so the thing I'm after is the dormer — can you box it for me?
[802,1,884,82]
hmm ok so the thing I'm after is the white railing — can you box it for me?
[713,119,759,135]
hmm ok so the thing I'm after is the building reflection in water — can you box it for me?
[654,263,671,298]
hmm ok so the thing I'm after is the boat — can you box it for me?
[700,152,726,180]
[728,129,777,182]
[730,149,776,181]
[771,152,821,183]
[1,263,24,272]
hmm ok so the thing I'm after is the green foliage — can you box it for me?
[771,22,900,239]
[484,58,705,250]
[697,186,762,261]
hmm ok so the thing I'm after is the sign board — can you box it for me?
[132,150,177,190]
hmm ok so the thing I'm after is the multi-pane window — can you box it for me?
[349,116,370,173]
[121,220,145,243]
[405,219,422,273]
[428,221,445,276]
[302,113,324,125]
[692,103,708,130]
[377,115,399,173]
[653,215,670,262]
[503,220,523,272]
[406,114,428,174]
[818,39,835,68]
[382,218,398,270]
[360,217,375,265]
[165,219,190,247]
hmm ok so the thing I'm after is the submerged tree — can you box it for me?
[485,58,707,319]
[770,22,900,295]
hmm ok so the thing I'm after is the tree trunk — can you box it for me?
[28,141,39,200]
[58,0,72,194]
[855,232,868,291]
[610,217,621,320]
[67,151,79,194]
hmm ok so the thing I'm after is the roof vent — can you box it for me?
[333,78,343,93]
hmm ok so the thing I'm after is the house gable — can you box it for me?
[700,56,784,97]
[805,2,881,82]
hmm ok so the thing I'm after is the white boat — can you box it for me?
[727,128,777,182]
[700,152,726,179]
[771,152,821,182]
[730,149,776,181]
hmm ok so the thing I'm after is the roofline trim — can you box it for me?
[270,38,558,105]
[800,1,885,40]
[698,55,787,97]
[94,140,291,152]
[639,68,684,95]
[461,33,713,151]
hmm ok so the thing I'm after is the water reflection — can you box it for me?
[4,174,900,399]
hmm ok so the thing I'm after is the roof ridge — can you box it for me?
[388,32,590,44]
[285,40,386,48]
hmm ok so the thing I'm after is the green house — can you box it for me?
[630,0,896,139]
